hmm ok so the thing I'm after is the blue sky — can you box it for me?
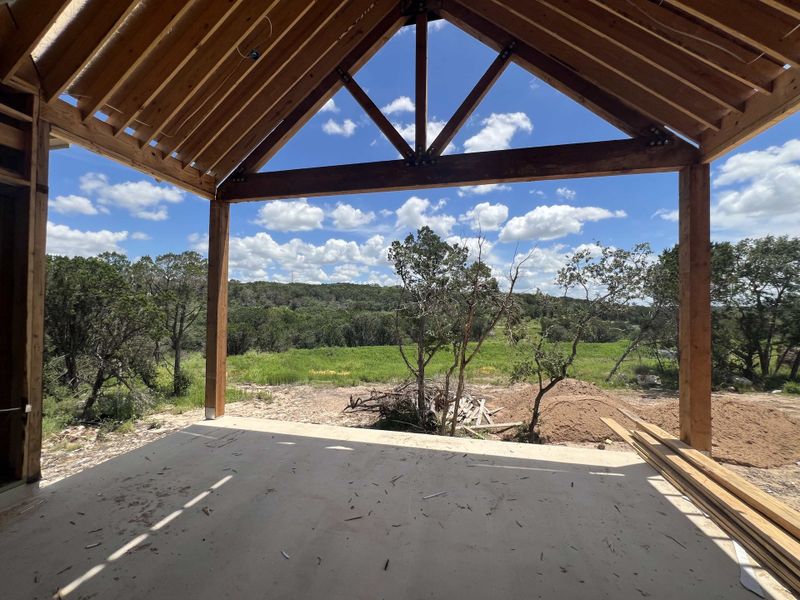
[47,21,800,292]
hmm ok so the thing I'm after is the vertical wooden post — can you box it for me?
[415,7,428,156]
[205,199,229,419]
[679,163,712,452]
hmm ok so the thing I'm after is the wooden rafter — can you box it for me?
[701,68,800,161]
[667,0,800,68]
[0,0,70,83]
[219,138,699,201]
[36,0,140,102]
[440,0,701,140]
[415,7,428,155]
[212,1,405,179]
[428,43,513,158]
[339,69,415,160]
[760,0,800,21]
[40,99,215,198]
[75,1,199,122]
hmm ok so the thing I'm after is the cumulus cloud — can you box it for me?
[395,120,455,154]
[131,232,151,240]
[653,208,678,222]
[78,172,183,220]
[49,194,98,215]
[319,98,339,113]
[457,183,511,197]
[47,221,128,256]
[556,187,576,200]
[322,118,357,137]
[331,203,376,229]
[499,205,626,242]
[395,196,456,235]
[381,96,414,115]
[459,202,509,231]
[463,112,532,153]
[254,199,324,232]
[710,139,800,237]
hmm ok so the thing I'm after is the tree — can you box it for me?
[140,252,207,396]
[389,227,468,418]
[514,244,651,442]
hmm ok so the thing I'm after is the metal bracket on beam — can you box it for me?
[646,126,673,147]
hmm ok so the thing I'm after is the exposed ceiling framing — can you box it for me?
[0,0,798,197]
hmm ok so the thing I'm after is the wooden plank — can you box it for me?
[429,44,512,157]
[209,0,404,178]
[0,0,70,83]
[40,100,216,198]
[760,0,800,20]
[0,100,34,123]
[701,68,800,161]
[340,70,415,160]
[134,0,284,149]
[455,422,523,430]
[75,1,199,122]
[105,0,244,135]
[219,138,699,201]
[0,122,26,151]
[0,166,30,188]
[491,0,727,129]
[667,0,800,68]
[174,0,349,167]
[37,0,140,101]
[639,420,800,540]
[534,0,753,111]
[415,9,428,155]
[205,200,229,420]
[600,417,635,446]
[678,163,712,451]
[588,0,783,94]
[443,0,707,140]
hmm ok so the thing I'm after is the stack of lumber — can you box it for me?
[450,396,520,432]
[602,415,800,595]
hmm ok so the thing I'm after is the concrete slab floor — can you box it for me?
[0,417,793,600]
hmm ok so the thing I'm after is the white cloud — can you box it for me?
[131,232,151,240]
[395,196,456,235]
[254,199,324,232]
[709,139,800,237]
[319,98,339,113]
[499,205,626,242]
[556,187,576,200]
[463,112,532,153]
[428,20,446,32]
[47,222,128,257]
[381,96,415,115]
[395,120,455,154]
[459,202,509,231]
[49,194,98,215]
[79,172,183,221]
[457,183,511,197]
[331,203,376,229]
[322,118,357,137]
[653,208,678,222]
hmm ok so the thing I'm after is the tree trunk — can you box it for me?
[527,387,547,443]
[64,353,79,390]
[606,336,640,382]
[173,337,182,396]
[82,367,105,420]
[416,319,426,417]
[448,367,468,437]
[791,352,800,381]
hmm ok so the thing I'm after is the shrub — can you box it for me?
[783,381,800,395]
[173,370,193,397]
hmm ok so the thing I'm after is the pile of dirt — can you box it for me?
[638,400,800,468]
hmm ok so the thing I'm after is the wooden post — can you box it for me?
[678,163,712,452]
[415,8,428,156]
[204,199,229,419]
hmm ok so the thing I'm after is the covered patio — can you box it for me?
[2,0,800,597]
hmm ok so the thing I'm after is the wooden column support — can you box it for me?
[204,200,229,420]
[678,163,712,452]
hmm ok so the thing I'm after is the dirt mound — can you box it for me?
[487,380,800,468]
[638,400,800,468]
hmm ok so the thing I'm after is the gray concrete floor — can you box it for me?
[0,417,791,599]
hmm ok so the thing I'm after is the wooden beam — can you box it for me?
[213,2,404,179]
[75,1,198,122]
[678,162,712,452]
[701,68,800,161]
[760,0,800,21]
[667,0,800,68]
[339,70,415,160]
[588,0,783,94]
[220,138,698,201]
[429,44,513,157]
[0,121,26,151]
[41,100,216,198]
[37,0,140,102]
[439,1,681,139]
[415,8,428,155]
[205,200,229,420]
[0,0,70,83]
